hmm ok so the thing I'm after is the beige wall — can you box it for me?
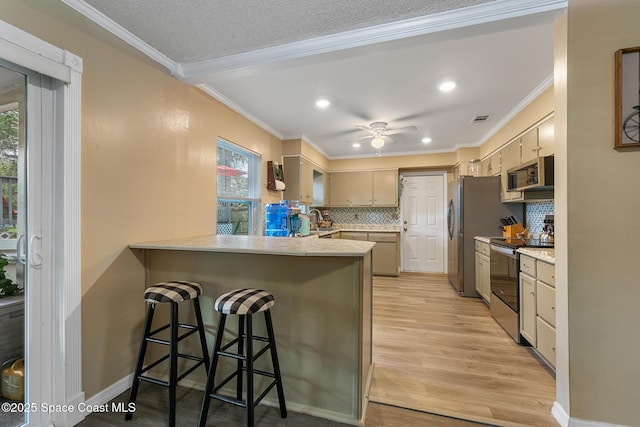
[559,1,640,425]
[479,85,555,158]
[1,0,281,398]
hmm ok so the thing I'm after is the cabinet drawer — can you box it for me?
[368,232,398,243]
[536,317,556,368]
[537,261,555,287]
[340,232,368,241]
[480,241,490,257]
[520,255,536,277]
[536,281,556,327]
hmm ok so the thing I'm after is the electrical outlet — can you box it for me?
[355,213,359,220]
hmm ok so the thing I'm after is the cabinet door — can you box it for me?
[475,252,483,295]
[300,158,312,203]
[480,253,491,302]
[350,171,373,206]
[488,151,501,176]
[329,172,351,206]
[537,116,555,158]
[520,273,536,346]
[283,156,304,202]
[372,170,398,206]
[520,128,539,164]
[372,241,399,276]
[501,141,522,201]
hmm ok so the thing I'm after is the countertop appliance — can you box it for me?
[447,176,523,297]
[489,237,554,343]
[507,155,554,192]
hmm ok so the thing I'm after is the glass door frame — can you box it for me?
[0,19,83,427]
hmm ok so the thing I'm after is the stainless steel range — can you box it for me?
[489,237,554,343]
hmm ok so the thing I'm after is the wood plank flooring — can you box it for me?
[368,273,557,427]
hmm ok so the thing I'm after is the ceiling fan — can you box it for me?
[353,121,417,151]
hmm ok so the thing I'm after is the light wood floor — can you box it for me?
[368,273,558,427]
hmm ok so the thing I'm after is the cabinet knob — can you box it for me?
[552,347,556,353]
[552,306,555,311]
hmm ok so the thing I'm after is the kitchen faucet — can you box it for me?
[308,208,323,226]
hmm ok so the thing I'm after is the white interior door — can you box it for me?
[401,174,446,273]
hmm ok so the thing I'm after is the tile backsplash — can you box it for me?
[327,207,400,225]
[525,201,554,236]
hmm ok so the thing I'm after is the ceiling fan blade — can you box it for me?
[355,125,373,131]
[353,134,374,141]
[385,125,417,135]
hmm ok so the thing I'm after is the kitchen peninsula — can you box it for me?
[129,234,374,426]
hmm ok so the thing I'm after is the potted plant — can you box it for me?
[0,254,21,298]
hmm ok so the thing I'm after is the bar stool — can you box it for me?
[125,281,210,427]
[198,288,287,427]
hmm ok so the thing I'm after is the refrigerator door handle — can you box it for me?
[447,199,454,240]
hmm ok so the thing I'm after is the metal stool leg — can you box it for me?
[168,302,179,427]
[198,314,227,427]
[245,314,254,427]
[236,315,245,401]
[193,297,210,370]
[125,302,156,421]
[265,310,287,418]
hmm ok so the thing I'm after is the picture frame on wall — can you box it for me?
[615,46,640,149]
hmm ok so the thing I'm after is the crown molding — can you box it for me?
[478,73,554,147]
[60,0,178,74]
[178,0,566,81]
[195,84,283,140]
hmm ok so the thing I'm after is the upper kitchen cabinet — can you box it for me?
[520,127,539,165]
[330,171,372,206]
[283,156,328,205]
[372,169,399,206]
[328,169,397,206]
[482,151,501,176]
[500,140,522,201]
[537,115,555,158]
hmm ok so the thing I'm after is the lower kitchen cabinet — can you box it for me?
[341,231,399,276]
[519,254,556,368]
[474,239,491,303]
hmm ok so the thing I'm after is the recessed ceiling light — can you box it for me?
[315,98,331,108]
[438,81,456,92]
[352,143,361,148]
[422,137,432,144]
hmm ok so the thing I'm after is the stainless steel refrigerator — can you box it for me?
[447,175,523,297]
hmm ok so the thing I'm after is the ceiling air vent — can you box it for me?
[472,114,491,123]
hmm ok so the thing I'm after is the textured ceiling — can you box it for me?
[68,0,565,158]
[84,0,495,62]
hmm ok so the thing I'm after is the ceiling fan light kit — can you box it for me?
[352,121,418,153]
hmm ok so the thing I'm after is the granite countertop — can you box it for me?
[130,234,375,257]
[518,247,555,264]
[474,236,493,243]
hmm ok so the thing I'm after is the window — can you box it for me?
[216,138,261,235]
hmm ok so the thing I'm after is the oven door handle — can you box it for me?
[490,244,517,257]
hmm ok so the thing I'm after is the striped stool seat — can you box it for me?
[214,288,275,315]
[144,281,203,304]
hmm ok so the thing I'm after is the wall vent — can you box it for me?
[472,114,491,123]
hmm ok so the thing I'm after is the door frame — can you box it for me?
[0,20,84,427]
[399,171,448,273]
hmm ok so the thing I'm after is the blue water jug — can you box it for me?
[264,203,289,237]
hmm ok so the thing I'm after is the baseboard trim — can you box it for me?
[553,401,570,427]
[85,373,133,408]
[553,401,629,427]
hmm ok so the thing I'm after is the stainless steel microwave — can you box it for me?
[507,155,554,191]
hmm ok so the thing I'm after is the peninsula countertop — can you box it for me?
[130,234,375,257]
